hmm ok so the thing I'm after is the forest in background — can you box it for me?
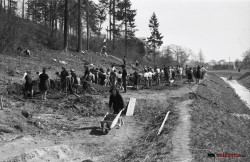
[0,0,249,69]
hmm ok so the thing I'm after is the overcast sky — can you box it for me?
[131,0,250,62]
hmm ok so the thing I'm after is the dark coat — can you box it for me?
[109,93,124,114]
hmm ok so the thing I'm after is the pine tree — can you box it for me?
[147,12,163,66]
[116,0,136,38]
[76,0,82,53]
[63,0,69,52]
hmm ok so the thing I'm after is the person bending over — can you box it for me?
[109,88,124,127]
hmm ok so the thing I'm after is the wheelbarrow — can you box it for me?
[100,109,124,134]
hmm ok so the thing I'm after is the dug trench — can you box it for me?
[0,78,199,162]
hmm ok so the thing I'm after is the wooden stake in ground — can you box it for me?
[126,98,136,116]
[0,98,3,110]
[157,111,170,136]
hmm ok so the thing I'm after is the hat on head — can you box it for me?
[70,69,74,72]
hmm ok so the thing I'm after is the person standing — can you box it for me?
[117,71,123,90]
[60,67,69,92]
[110,69,117,88]
[200,66,207,80]
[196,65,201,84]
[122,65,127,93]
[133,70,139,90]
[39,68,49,100]
[70,69,79,93]
[156,66,161,85]
[144,69,149,87]
[99,68,106,86]
[148,69,153,86]
[187,67,193,84]
[164,66,169,85]
[83,66,90,81]
[22,71,34,98]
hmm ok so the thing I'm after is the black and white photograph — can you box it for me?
[0,0,249,161]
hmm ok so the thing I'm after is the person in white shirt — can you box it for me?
[201,66,207,80]
[117,71,123,90]
[179,67,183,78]
[144,69,149,87]
[148,69,153,86]
[156,67,161,85]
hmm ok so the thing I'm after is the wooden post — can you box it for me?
[157,111,170,135]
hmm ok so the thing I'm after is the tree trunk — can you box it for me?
[54,1,57,33]
[109,0,111,41]
[49,0,55,48]
[63,0,69,52]
[0,0,2,13]
[22,0,24,18]
[86,0,89,51]
[8,0,11,20]
[154,46,156,66]
[124,0,127,58]
[112,0,115,50]
[77,0,82,53]
[4,0,5,13]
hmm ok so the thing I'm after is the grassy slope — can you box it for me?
[190,73,250,162]
[210,69,250,90]
[0,49,134,136]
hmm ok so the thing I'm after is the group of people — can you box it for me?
[21,62,207,101]
[21,63,130,100]
[185,65,207,84]
[22,68,49,99]
[141,65,184,87]
[140,64,207,87]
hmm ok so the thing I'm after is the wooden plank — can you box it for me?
[157,111,170,136]
[110,109,124,129]
[126,98,136,116]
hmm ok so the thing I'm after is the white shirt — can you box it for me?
[180,68,183,75]
[148,71,153,78]
[156,68,160,73]
[117,73,122,79]
[201,67,207,72]
[144,72,149,78]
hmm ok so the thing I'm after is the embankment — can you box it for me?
[189,73,250,162]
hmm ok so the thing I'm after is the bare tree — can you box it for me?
[86,0,89,51]
[112,0,115,50]
[63,0,69,52]
[77,0,82,53]
[22,0,24,18]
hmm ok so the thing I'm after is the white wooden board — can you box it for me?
[126,98,136,116]
[110,109,123,129]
